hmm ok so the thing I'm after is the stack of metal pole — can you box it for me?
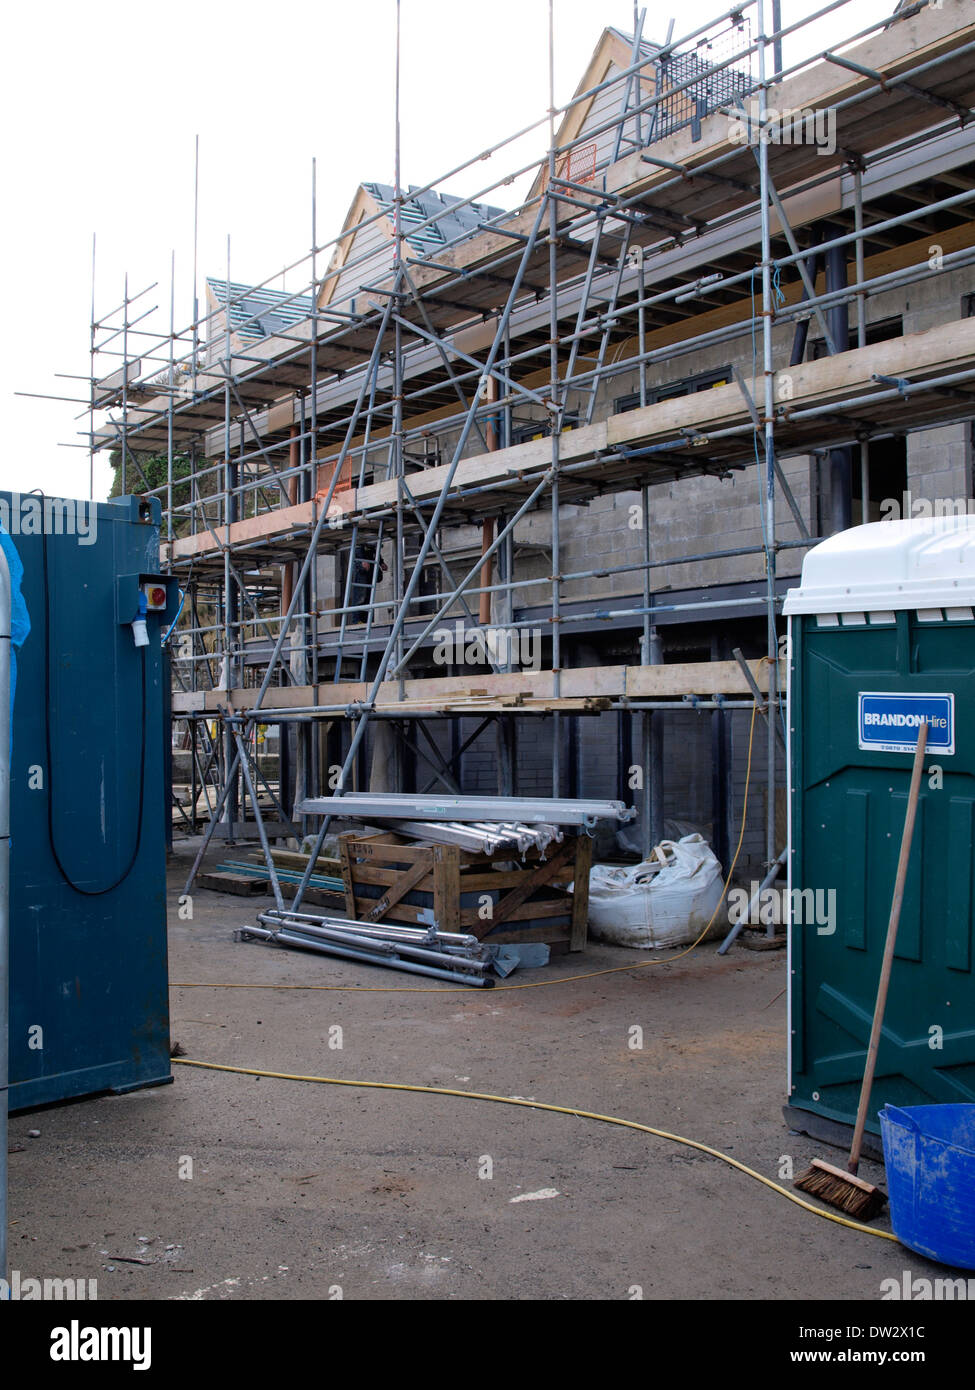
[236,908,495,988]
[382,819,563,856]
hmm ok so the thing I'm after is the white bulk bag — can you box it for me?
[587,834,726,949]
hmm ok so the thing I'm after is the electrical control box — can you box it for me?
[4,492,176,1109]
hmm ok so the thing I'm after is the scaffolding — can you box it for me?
[63,0,975,911]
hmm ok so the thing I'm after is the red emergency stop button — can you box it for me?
[143,583,168,611]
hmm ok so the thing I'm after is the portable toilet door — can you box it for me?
[783,516,975,1140]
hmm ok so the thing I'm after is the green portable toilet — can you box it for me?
[783,517,975,1144]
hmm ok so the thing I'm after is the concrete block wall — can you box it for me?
[900,264,971,336]
[455,716,501,793]
[577,712,619,801]
[498,317,821,607]
[906,423,970,513]
[659,711,714,831]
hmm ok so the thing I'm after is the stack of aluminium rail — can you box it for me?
[239,795,634,985]
[237,912,495,987]
[378,818,563,856]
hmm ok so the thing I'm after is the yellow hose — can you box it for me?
[172,1056,896,1241]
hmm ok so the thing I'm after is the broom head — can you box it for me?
[794,1158,888,1221]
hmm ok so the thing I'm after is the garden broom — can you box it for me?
[794,719,929,1220]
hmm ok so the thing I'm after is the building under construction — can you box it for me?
[85,0,975,893]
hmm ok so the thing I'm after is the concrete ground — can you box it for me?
[6,843,947,1301]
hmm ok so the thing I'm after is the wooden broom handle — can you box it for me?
[848,719,929,1175]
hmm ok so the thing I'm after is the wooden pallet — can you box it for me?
[337,830,592,952]
[198,871,268,897]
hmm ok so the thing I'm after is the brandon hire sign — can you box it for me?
[858,692,954,756]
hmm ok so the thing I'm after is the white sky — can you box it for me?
[1,0,894,501]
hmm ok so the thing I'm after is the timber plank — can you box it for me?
[172,657,778,715]
[489,840,577,927]
[433,844,461,933]
[461,898,571,930]
[198,871,267,897]
[361,854,435,923]
[570,834,593,952]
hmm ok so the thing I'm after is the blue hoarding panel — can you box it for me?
[5,493,172,1110]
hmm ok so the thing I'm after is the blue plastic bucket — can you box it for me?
[879,1104,975,1270]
